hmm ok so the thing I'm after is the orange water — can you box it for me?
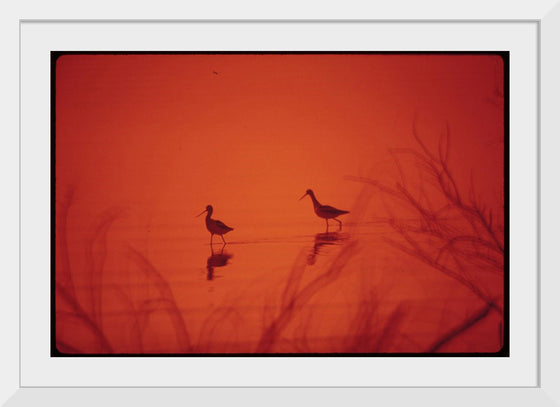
[55,53,505,354]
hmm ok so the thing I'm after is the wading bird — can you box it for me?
[196,205,234,245]
[299,189,349,230]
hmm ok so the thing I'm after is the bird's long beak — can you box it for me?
[196,209,207,217]
[299,192,308,201]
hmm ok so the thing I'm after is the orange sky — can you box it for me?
[56,53,503,233]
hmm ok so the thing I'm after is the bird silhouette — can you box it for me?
[300,189,349,230]
[196,205,234,245]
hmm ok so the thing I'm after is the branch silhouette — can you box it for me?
[347,123,504,351]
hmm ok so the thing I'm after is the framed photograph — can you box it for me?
[51,49,510,359]
[6,1,556,405]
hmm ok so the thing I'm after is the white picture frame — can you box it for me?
[4,0,558,405]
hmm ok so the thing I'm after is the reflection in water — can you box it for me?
[206,243,233,280]
[307,232,349,265]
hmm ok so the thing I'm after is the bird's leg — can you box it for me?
[210,234,214,246]
[334,218,342,230]
[221,234,227,245]
[325,219,330,233]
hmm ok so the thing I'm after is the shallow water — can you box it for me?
[56,214,503,354]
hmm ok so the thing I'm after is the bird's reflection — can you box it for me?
[307,232,348,265]
[206,244,233,281]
